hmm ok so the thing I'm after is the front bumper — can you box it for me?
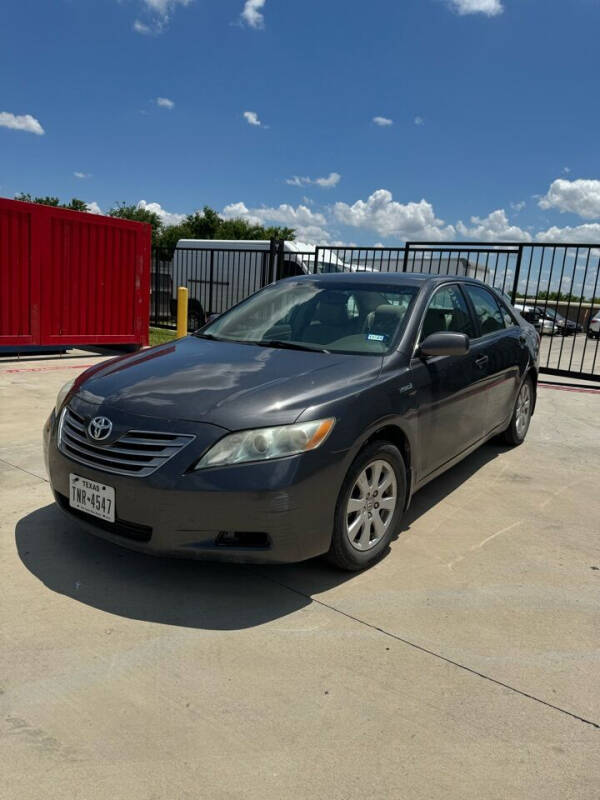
[43,410,346,564]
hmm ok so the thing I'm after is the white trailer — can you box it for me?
[155,240,349,322]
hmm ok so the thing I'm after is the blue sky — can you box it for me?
[3,0,600,247]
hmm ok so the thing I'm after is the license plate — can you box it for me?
[69,474,115,523]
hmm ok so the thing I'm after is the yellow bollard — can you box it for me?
[176,286,189,338]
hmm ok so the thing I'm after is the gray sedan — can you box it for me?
[44,273,539,570]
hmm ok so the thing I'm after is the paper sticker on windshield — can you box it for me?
[367,334,386,342]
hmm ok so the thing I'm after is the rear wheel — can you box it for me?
[328,442,406,571]
[502,376,533,446]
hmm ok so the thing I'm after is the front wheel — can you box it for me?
[502,376,533,446]
[328,442,406,571]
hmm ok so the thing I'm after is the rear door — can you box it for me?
[409,283,488,481]
[462,284,526,435]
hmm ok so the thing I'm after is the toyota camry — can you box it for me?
[44,273,539,570]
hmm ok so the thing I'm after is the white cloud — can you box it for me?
[222,201,331,243]
[373,116,393,127]
[241,0,266,28]
[142,0,191,17]
[536,223,600,244]
[243,110,263,127]
[286,176,311,187]
[563,166,571,174]
[510,200,525,213]
[133,19,153,34]
[333,189,455,241]
[414,116,425,126]
[137,200,185,226]
[456,209,531,241]
[315,172,341,189]
[156,97,175,110]
[538,178,600,219]
[85,201,103,215]
[448,0,503,16]
[287,172,341,189]
[74,171,92,179]
[0,112,44,135]
[132,0,191,34]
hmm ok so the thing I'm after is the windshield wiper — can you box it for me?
[255,339,331,354]
[192,333,330,353]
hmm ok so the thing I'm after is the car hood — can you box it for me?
[75,337,383,430]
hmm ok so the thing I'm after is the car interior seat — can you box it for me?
[366,304,405,341]
[302,292,351,344]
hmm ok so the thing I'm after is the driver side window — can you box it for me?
[420,285,475,343]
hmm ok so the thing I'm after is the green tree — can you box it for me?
[183,207,223,239]
[107,202,162,245]
[14,193,89,212]
[15,193,60,206]
[14,196,297,250]
[63,198,89,212]
[155,206,295,254]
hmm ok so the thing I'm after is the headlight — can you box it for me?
[55,379,75,415]
[194,418,335,470]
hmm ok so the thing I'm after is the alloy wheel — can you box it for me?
[345,459,398,551]
[515,382,531,439]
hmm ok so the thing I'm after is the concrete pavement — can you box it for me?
[1,356,599,799]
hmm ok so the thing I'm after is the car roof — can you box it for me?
[281,271,494,290]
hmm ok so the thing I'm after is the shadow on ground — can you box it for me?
[15,442,509,631]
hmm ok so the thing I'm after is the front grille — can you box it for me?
[55,492,152,542]
[58,407,195,477]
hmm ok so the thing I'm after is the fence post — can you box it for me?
[402,242,410,272]
[314,247,319,274]
[268,238,277,285]
[208,248,215,316]
[511,245,524,303]
[276,239,285,281]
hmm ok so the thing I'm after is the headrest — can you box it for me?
[373,304,404,321]
[372,303,404,330]
[314,293,349,326]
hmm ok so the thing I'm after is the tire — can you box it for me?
[502,375,534,447]
[327,441,406,571]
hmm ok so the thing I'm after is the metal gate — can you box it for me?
[316,242,600,383]
[152,240,600,383]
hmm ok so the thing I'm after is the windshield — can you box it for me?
[200,280,419,355]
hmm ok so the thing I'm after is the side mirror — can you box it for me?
[419,332,470,358]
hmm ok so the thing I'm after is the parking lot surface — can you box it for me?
[539,333,600,376]
[1,356,599,800]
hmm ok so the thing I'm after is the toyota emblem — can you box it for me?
[88,416,113,441]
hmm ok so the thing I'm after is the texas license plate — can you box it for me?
[69,474,115,523]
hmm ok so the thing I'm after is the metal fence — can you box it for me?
[150,240,600,383]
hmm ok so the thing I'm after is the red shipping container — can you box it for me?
[0,197,151,350]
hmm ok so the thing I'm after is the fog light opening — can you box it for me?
[215,531,270,549]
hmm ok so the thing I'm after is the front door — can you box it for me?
[409,284,487,482]
[462,284,525,435]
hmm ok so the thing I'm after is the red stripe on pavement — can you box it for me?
[0,364,97,375]
[539,383,599,394]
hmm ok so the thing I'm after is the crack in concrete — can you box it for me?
[254,569,600,732]
[0,457,48,483]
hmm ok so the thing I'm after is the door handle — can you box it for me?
[474,355,489,369]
